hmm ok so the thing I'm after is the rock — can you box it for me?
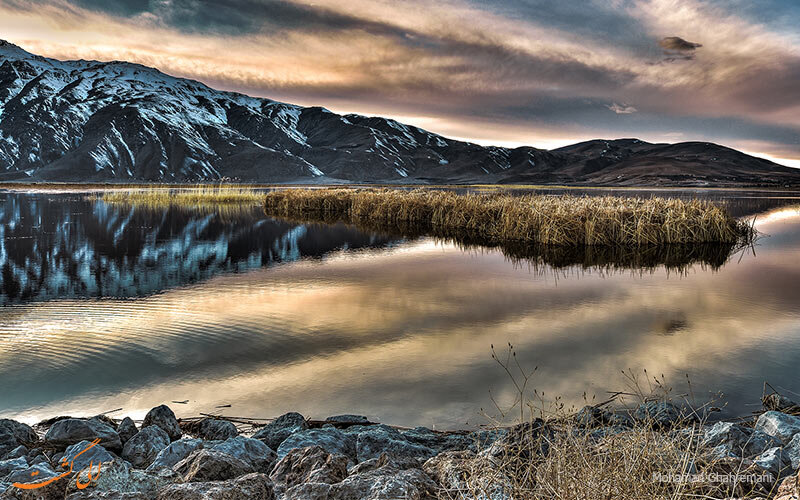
[0,420,37,458]
[480,420,551,462]
[185,419,238,441]
[0,457,28,478]
[269,446,347,494]
[61,441,115,471]
[283,483,333,500]
[121,426,170,469]
[173,449,255,482]
[784,433,800,470]
[633,401,688,428]
[703,422,781,459]
[355,425,436,462]
[756,411,800,445]
[2,446,28,461]
[574,405,613,428]
[322,461,437,500]
[401,428,474,454]
[755,446,792,479]
[207,437,276,473]
[325,415,370,424]
[65,492,150,500]
[3,463,66,500]
[90,416,118,431]
[44,419,121,452]
[116,419,138,445]
[142,406,181,441]
[146,438,204,472]
[155,472,276,500]
[65,460,179,498]
[424,450,510,500]
[252,413,308,451]
[348,452,424,475]
[277,427,356,461]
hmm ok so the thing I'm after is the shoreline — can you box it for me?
[3,395,800,499]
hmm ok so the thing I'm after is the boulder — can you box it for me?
[2,446,28,461]
[146,438,204,472]
[173,449,255,482]
[703,422,781,459]
[142,406,181,442]
[121,426,170,469]
[756,411,800,445]
[155,472,276,500]
[755,446,792,478]
[252,413,308,451]
[633,401,688,428]
[0,457,29,479]
[65,492,150,500]
[65,460,179,498]
[185,419,237,441]
[424,450,511,500]
[44,419,121,452]
[61,441,115,471]
[784,433,800,470]
[3,463,66,500]
[277,427,356,461]
[0,420,37,458]
[480,420,551,462]
[312,461,437,500]
[207,437,276,473]
[325,415,370,424]
[116,419,138,446]
[269,446,347,494]
[355,425,436,462]
[401,428,473,454]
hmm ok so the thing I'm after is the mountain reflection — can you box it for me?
[0,193,399,303]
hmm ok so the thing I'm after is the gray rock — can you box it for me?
[173,449,255,482]
[756,411,800,445]
[424,450,511,500]
[207,437,276,474]
[61,441,115,471]
[252,413,308,451]
[155,472,276,500]
[325,415,370,424]
[1,446,27,462]
[633,401,687,428]
[326,461,437,500]
[754,446,792,478]
[142,406,182,442]
[44,419,121,452]
[269,446,347,495]
[116,419,138,445]
[763,394,799,412]
[4,463,66,500]
[146,438,204,472]
[703,422,781,459]
[65,492,150,500]
[121,426,171,469]
[0,420,37,458]
[0,457,28,478]
[480,420,551,462]
[277,427,356,461]
[401,427,473,454]
[188,419,238,441]
[356,425,436,462]
[783,432,800,470]
[65,460,179,498]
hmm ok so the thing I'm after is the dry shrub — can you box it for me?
[263,188,755,246]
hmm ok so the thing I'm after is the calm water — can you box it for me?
[1,190,799,428]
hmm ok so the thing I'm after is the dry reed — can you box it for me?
[98,185,263,210]
[263,188,755,247]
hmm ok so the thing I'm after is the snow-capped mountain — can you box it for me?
[1,40,799,186]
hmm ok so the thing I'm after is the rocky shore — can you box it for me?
[3,397,800,499]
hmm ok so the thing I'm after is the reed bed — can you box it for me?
[263,188,755,247]
[99,185,263,210]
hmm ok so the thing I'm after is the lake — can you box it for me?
[1,189,799,428]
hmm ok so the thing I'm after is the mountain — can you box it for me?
[1,40,799,187]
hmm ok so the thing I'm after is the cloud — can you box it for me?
[607,102,638,114]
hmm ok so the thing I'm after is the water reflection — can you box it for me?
[0,192,799,429]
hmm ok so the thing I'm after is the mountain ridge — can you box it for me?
[1,40,799,187]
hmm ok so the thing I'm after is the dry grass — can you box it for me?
[98,185,263,210]
[263,188,755,247]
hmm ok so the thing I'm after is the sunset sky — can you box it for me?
[1,0,798,167]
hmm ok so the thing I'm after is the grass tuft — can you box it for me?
[263,188,756,247]
[98,185,263,210]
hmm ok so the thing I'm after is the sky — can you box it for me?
[0,0,799,167]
